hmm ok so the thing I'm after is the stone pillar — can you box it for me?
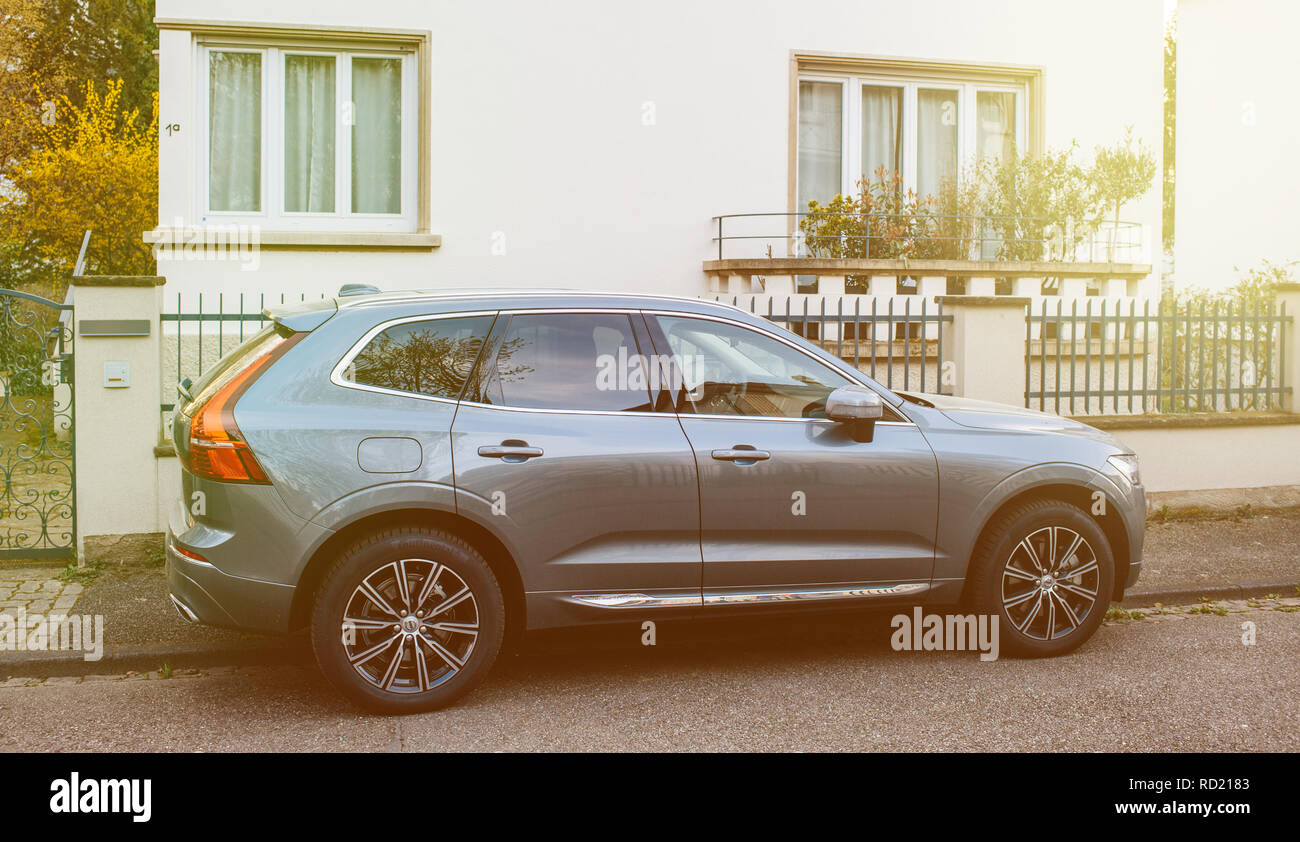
[763,275,796,296]
[868,275,895,297]
[725,273,751,295]
[936,295,1031,408]
[1277,283,1300,412]
[818,275,846,296]
[70,275,166,558]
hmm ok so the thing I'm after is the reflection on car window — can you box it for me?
[654,315,852,418]
[486,313,653,412]
[345,315,493,399]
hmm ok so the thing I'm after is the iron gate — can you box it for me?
[0,289,75,559]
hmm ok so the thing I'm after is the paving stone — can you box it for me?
[40,580,62,594]
[52,595,78,611]
[17,581,41,593]
[41,676,82,686]
[61,583,83,595]
[24,600,52,613]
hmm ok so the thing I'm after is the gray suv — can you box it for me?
[167,289,1144,713]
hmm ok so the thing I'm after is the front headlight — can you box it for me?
[1107,453,1141,487]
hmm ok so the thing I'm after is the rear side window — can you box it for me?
[342,315,493,400]
[482,313,652,412]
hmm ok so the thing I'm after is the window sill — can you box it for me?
[144,229,441,251]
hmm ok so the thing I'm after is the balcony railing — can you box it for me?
[711,212,1146,265]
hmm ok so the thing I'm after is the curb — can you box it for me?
[1,638,313,679]
[1121,580,1300,608]
[4,582,1300,678]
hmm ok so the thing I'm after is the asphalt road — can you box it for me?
[1,602,1296,752]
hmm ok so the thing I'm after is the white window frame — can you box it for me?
[196,40,418,233]
[796,73,1027,202]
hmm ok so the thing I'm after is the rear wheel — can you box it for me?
[310,527,505,713]
[969,499,1114,657]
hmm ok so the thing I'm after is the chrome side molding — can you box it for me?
[569,593,703,609]
[569,582,929,610]
[703,582,929,605]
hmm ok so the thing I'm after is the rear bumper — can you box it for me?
[165,497,299,634]
[166,535,296,633]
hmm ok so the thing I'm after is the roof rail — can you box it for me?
[339,283,381,297]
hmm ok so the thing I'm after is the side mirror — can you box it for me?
[825,386,883,443]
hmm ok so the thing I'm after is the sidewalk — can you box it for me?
[2,509,1298,677]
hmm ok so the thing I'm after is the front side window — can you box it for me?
[653,316,853,419]
[797,72,1025,207]
[202,44,416,231]
[343,316,493,400]
[482,313,652,413]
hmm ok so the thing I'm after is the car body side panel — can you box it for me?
[232,314,459,524]
[909,405,1145,584]
[450,403,702,595]
[678,416,938,588]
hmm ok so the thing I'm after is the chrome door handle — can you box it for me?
[711,447,771,462]
[478,443,543,461]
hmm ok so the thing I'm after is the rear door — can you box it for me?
[450,310,701,612]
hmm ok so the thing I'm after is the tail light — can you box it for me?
[184,330,301,484]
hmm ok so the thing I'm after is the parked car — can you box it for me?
[167,289,1144,713]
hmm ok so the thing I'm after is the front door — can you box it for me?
[645,312,938,596]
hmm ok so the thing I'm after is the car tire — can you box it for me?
[968,499,1114,657]
[310,526,505,714]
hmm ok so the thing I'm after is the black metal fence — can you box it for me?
[1026,298,1291,415]
[710,294,951,394]
[159,292,326,421]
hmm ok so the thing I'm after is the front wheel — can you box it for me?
[968,499,1114,657]
[310,526,505,714]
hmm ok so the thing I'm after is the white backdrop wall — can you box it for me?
[155,0,1164,300]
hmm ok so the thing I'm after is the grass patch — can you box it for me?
[1187,602,1229,616]
[56,557,106,585]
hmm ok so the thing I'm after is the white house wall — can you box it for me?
[1175,0,1299,292]
[155,0,1164,301]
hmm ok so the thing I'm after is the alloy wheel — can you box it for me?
[340,559,480,694]
[1000,526,1100,641]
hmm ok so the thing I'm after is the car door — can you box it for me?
[451,310,701,618]
[644,311,938,597]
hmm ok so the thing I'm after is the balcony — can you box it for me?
[705,211,1153,300]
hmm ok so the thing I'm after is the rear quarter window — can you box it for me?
[341,315,494,400]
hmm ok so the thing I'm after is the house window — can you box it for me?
[200,43,418,232]
[796,72,1026,208]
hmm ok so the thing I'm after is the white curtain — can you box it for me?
[284,55,336,213]
[860,85,901,181]
[917,89,958,198]
[352,58,403,214]
[977,91,1017,163]
[209,52,262,212]
[797,81,843,211]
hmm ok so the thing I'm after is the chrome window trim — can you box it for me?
[330,305,917,426]
[329,309,499,405]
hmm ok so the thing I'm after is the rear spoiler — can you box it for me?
[263,298,338,333]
